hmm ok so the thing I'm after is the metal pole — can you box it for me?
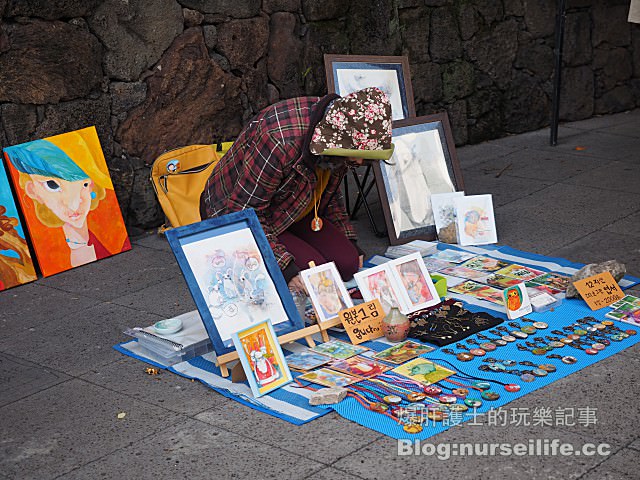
[550,0,567,146]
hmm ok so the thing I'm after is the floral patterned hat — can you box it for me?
[310,87,394,160]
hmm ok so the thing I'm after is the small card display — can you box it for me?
[298,368,359,388]
[373,340,435,364]
[449,280,505,305]
[285,349,332,371]
[392,358,455,386]
[429,250,478,264]
[329,356,390,378]
[453,194,497,246]
[439,265,490,280]
[310,339,368,360]
[496,264,545,281]
[503,283,532,319]
[460,256,509,272]
[528,272,572,292]
[481,273,523,289]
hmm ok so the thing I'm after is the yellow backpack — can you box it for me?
[150,142,233,231]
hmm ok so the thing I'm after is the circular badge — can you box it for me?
[473,381,492,391]
[503,360,517,367]
[479,342,497,352]
[625,329,638,336]
[539,364,557,372]
[494,339,508,346]
[593,323,607,330]
[602,320,614,326]
[532,368,548,377]
[456,352,474,362]
[452,388,469,399]
[584,348,598,355]
[511,330,529,339]
[488,364,506,372]
[403,423,424,433]
[619,332,630,339]
[532,348,548,355]
[502,335,517,342]
[424,385,442,396]
[533,322,549,329]
[562,356,578,364]
[610,334,625,342]
[587,326,598,332]
[469,348,487,357]
[504,383,521,393]
[407,392,427,402]
[465,398,483,408]
[426,411,445,422]
[549,341,565,349]
[560,338,573,344]
[573,329,588,336]
[591,343,606,351]
[448,403,469,412]
[166,159,180,173]
[439,394,457,404]
[521,326,538,334]
[383,395,402,405]
[568,334,581,340]
[481,391,500,401]
[520,373,536,382]
[371,402,389,412]
[599,339,611,346]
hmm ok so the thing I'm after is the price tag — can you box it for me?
[573,271,624,310]
[338,299,384,345]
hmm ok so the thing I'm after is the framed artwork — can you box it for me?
[165,209,305,356]
[0,159,37,290]
[389,252,441,311]
[3,127,131,277]
[300,261,353,324]
[324,54,415,121]
[374,113,465,245]
[453,194,497,246]
[354,264,406,314]
[231,320,292,397]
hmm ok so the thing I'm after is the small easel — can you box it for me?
[217,261,342,378]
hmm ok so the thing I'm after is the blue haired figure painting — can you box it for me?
[0,159,37,290]
[3,127,131,277]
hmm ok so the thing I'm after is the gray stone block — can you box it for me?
[0,379,185,479]
[196,403,381,464]
[79,358,226,416]
[0,303,164,376]
[57,418,323,479]
[305,467,365,480]
[579,448,639,480]
[605,212,640,238]
[0,352,70,408]
[132,232,173,252]
[564,160,640,195]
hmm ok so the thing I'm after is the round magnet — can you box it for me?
[465,398,482,408]
[532,368,548,377]
[568,334,581,340]
[602,321,614,326]
[520,373,536,382]
[407,392,427,402]
[533,322,549,329]
[456,352,474,362]
[371,402,389,412]
[521,326,538,334]
[504,384,521,393]
[479,342,497,352]
[502,335,517,342]
[562,356,578,364]
[625,329,637,336]
[549,341,565,349]
[539,364,557,372]
[470,348,487,357]
[403,423,424,433]
[573,329,588,336]
[424,385,442,396]
[384,395,402,405]
[481,391,500,401]
[473,381,492,391]
[532,348,548,355]
[448,403,468,412]
[452,388,469,398]
[584,348,598,355]
[494,339,508,346]
[511,330,529,339]
[593,323,606,330]
[439,394,457,404]
[591,343,606,351]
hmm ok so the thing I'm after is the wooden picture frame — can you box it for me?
[165,209,305,356]
[324,54,415,121]
[374,113,465,245]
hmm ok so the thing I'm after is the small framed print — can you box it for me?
[165,209,304,356]
[324,54,415,121]
[231,320,293,398]
[389,252,441,312]
[354,264,407,314]
[300,261,353,324]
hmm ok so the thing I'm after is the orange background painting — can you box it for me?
[3,127,130,277]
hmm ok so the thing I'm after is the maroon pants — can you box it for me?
[279,213,360,281]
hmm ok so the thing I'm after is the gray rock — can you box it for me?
[180,0,260,18]
[127,165,165,228]
[399,7,431,63]
[263,0,300,13]
[183,8,204,27]
[633,28,640,78]
[503,72,549,134]
[0,23,8,53]
[504,0,524,17]
[302,0,346,22]
[594,86,635,115]
[522,0,555,38]
[566,260,627,298]
[217,17,269,72]
[457,4,481,41]
[430,7,461,62]
[88,0,183,81]
[301,20,349,95]
[564,11,592,67]
[348,0,399,56]
[411,61,442,104]
[267,83,280,104]
[592,4,631,47]
[442,61,475,102]
[465,19,518,89]
[559,66,594,121]
[0,103,37,146]
[466,86,501,117]
[4,0,101,20]
[446,99,468,146]
[0,20,102,103]
[594,47,632,95]
[467,106,503,144]
[268,12,304,99]
[110,82,148,116]
[203,25,217,50]
[398,0,422,8]
[308,387,347,406]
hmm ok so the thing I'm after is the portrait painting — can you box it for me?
[374,114,464,245]
[324,54,415,121]
[3,127,131,277]
[232,320,292,398]
[389,253,441,312]
[0,159,37,290]
[166,210,304,356]
[300,262,353,323]
[354,264,406,314]
[453,194,497,246]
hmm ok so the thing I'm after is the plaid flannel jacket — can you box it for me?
[200,95,357,273]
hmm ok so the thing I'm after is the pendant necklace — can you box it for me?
[310,189,323,231]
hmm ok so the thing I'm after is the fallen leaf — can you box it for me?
[117,412,126,419]
[574,146,586,151]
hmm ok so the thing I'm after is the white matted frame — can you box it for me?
[389,253,440,312]
[300,261,353,324]
[354,264,408,314]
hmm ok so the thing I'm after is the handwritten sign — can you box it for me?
[339,299,384,345]
[573,271,624,310]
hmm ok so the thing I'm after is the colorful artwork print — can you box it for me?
[0,161,37,290]
[311,339,368,359]
[373,340,435,364]
[285,350,332,371]
[496,264,545,281]
[392,358,455,386]
[329,355,390,378]
[431,191,465,244]
[232,320,292,397]
[449,280,505,305]
[525,282,563,296]
[298,368,359,388]
[301,262,353,323]
[438,265,488,281]
[181,228,289,342]
[354,264,405,314]
[428,250,477,264]
[528,272,571,291]
[453,194,497,246]
[481,273,523,289]
[3,127,130,277]
[504,283,532,319]
[421,258,455,273]
[461,256,510,272]
[389,252,440,312]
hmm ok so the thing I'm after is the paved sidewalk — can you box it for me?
[1,110,639,479]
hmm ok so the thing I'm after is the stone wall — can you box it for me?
[1,0,638,228]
